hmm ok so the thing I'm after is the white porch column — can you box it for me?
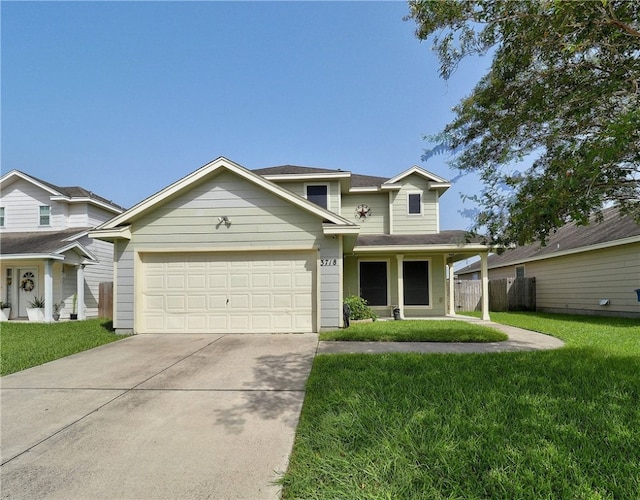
[480,252,490,321]
[396,254,404,319]
[448,261,456,316]
[44,260,54,322]
[77,264,86,320]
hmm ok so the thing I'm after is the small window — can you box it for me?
[359,261,388,306]
[408,193,422,215]
[306,185,328,209]
[0,207,4,226]
[515,266,525,278]
[39,205,51,226]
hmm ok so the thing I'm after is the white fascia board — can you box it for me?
[384,165,449,185]
[261,172,351,182]
[428,182,452,190]
[379,184,402,191]
[89,226,132,240]
[353,244,494,253]
[323,224,361,235]
[349,187,381,193]
[487,235,640,270]
[50,196,124,214]
[56,242,99,262]
[0,170,62,196]
[0,253,66,261]
[97,156,355,229]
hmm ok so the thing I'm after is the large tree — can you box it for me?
[408,0,640,245]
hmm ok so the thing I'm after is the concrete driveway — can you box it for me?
[1,333,319,500]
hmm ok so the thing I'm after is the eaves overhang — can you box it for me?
[89,225,132,241]
[323,223,361,236]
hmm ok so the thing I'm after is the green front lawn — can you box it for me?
[1,319,126,376]
[281,313,640,499]
[320,319,508,342]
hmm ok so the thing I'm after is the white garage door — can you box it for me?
[139,251,316,333]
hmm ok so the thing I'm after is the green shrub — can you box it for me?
[344,295,377,321]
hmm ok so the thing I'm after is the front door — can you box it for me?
[18,268,39,317]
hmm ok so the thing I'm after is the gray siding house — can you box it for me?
[457,208,640,318]
[0,170,124,321]
[91,157,494,334]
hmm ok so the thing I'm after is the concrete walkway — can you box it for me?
[318,316,565,354]
[1,333,318,500]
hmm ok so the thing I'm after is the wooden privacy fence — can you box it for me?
[98,282,114,318]
[450,278,536,312]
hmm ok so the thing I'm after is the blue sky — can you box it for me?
[2,1,490,229]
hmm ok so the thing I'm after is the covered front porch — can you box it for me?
[0,230,98,322]
[343,232,495,322]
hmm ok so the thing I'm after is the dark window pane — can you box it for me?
[307,185,328,209]
[403,261,429,305]
[360,261,387,306]
[408,193,421,214]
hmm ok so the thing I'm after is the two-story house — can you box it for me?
[90,157,493,334]
[0,170,124,321]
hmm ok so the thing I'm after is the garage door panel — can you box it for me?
[187,295,207,310]
[251,294,270,308]
[167,275,185,289]
[140,251,316,333]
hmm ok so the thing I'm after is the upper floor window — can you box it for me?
[515,265,525,278]
[0,207,4,227]
[407,192,422,215]
[39,205,51,226]
[306,185,328,210]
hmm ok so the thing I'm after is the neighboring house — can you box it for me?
[0,170,124,321]
[90,157,494,334]
[456,207,640,318]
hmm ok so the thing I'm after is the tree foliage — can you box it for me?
[408,0,640,244]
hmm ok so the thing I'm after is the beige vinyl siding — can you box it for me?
[267,180,341,214]
[114,240,135,331]
[531,243,640,316]
[319,238,341,329]
[487,243,640,317]
[341,192,388,234]
[486,266,520,280]
[391,174,438,234]
[131,172,322,249]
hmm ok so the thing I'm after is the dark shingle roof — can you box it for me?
[458,207,640,273]
[253,165,390,188]
[10,170,125,211]
[1,228,92,255]
[356,231,485,247]
[253,165,342,176]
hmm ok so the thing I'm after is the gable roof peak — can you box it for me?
[0,169,124,212]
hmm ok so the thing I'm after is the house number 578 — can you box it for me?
[320,259,337,266]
